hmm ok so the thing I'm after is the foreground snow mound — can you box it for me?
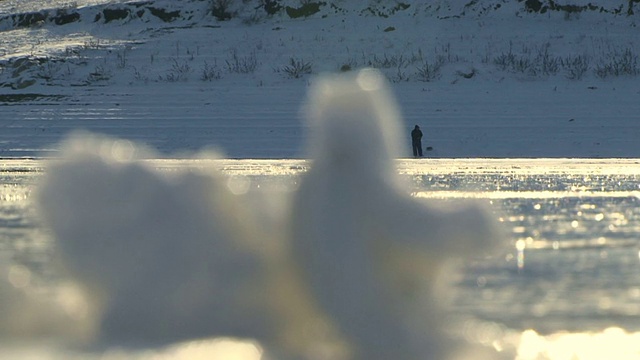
[27,69,507,359]
[34,133,335,357]
[35,133,282,347]
[293,69,505,360]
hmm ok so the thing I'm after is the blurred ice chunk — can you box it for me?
[36,132,279,347]
[292,69,506,360]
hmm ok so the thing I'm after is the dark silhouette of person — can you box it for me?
[411,125,423,157]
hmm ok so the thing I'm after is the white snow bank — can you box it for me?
[35,132,283,348]
[292,69,506,360]
[2,69,508,359]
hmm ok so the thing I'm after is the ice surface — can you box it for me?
[4,158,640,359]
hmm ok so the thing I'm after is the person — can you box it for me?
[411,125,423,157]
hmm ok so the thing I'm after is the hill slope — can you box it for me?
[0,0,638,158]
[0,0,638,89]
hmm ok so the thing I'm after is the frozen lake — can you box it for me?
[2,158,640,359]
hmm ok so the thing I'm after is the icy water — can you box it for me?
[3,158,640,359]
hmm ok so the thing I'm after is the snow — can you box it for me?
[290,69,504,359]
[35,133,283,348]
[0,0,640,359]
[0,0,639,158]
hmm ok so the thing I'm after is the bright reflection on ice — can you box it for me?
[8,331,640,360]
[515,239,526,272]
[142,338,262,360]
[0,338,263,360]
[516,328,640,360]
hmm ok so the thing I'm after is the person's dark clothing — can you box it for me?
[411,125,423,157]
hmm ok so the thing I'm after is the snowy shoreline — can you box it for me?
[4,157,640,174]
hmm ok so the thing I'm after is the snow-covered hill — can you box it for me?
[0,0,638,90]
[0,0,638,158]
[2,0,639,25]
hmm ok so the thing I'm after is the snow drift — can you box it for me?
[292,69,506,360]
